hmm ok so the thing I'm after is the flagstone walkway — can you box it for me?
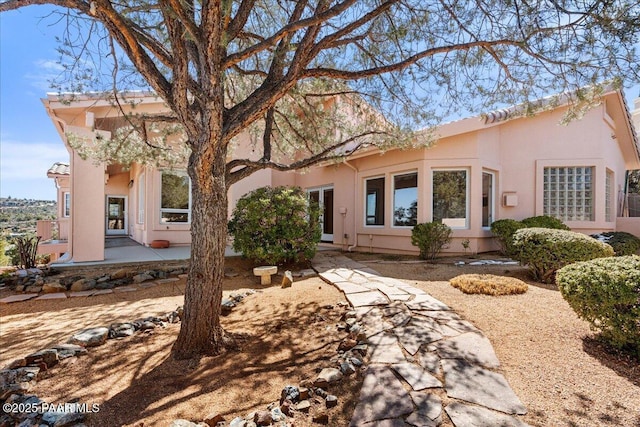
[312,252,530,427]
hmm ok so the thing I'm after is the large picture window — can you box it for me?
[365,177,385,226]
[393,172,418,227]
[543,166,594,221]
[432,169,468,228]
[160,171,191,223]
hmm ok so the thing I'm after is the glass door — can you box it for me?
[106,196,127,235]
[308,186,334,242]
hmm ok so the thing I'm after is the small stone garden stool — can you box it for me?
[253,266,277,285]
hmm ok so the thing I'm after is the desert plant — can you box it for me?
[450,274,528,295]
[557,255,640,358]
[228,186,321,265]
[411,222,452,260]
[13,235,42,269]
[590,231,640,256]
[490,219,525,256]
[512,228,614,283]
[521,215,570,230]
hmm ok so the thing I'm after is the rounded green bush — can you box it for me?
[490,219,525,256]
[557,255,640,358]
[228,186,321,265]
[411,222,452,260]
[521,215,570,230]
[590,231,640,256]
[512,228,615,283]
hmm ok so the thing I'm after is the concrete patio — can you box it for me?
[51,238,238,268]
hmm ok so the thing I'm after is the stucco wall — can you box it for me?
[66,126,107,262]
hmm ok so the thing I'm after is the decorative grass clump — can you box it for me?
[450,274,528,296]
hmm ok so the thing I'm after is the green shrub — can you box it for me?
[450,274,528,295]
[521,215,571,230]
[512,228,614,283]
[590,231,640,256]
[411,222,452,260]
[228,186,321,265]
[490,219,525,255]
[0,237,9,266]
[557,255,640,358]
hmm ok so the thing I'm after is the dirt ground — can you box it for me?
[1,253,639,427]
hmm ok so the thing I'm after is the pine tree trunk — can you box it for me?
[172,132,228,359]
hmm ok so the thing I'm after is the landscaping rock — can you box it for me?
[109,323,136,338]
[111,269,129,280]
[270,407,285,422]
[25,285,42,293]
[0,367,40,399]
[95,282,115,290]
[339,361,356,376]
[70,279,93,292]
[169,420,207,427]
[315,368,343,388]
[228,417,246,427]
[253,410,273,426]
[68,327,109,347]
[52,344,87,359]
[25,349,58,369]
[298,387,310,400]
[203,412,225,426]
[280,385,300,404]
[295,400,311,413]
[133,273,154,283]
[221,298,236,314]
[42,282,66,293]
[325,395,338,408]
[281,271,293,288]
[42,410,85,427]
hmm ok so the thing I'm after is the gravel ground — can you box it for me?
[359,255,640,427]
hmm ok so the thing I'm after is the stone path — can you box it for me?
[312,252,529,427]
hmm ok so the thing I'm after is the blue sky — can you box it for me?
[1,7,639,201]
[1,6,70,200]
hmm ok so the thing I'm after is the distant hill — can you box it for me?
[0,197,57,236]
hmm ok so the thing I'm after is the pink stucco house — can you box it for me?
[37,90,640,263]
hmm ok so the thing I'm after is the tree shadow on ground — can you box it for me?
[582,336,640,388]
[27,283,363,426]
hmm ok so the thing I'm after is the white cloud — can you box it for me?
[25,59,65,92]
[0,139,68,199]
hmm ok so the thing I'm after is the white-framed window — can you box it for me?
[543,166,594,221]
[138,173,145,224]
[160,171,191,223]
[393,172,418,227]
[605,169,613,222]
[365,176,385,226]
[432,169,469,228]
[63,192,71,217]
[482,171,495,228]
